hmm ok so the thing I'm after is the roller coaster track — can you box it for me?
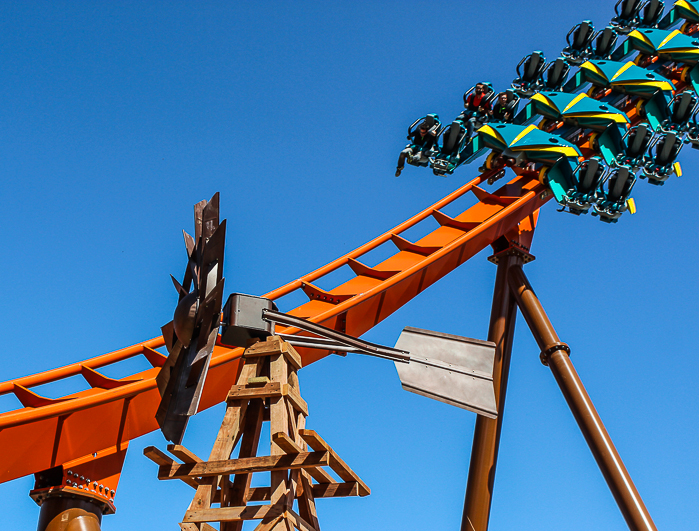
[0,168,547,487]
[5,0,699,521]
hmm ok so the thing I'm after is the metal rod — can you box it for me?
[461,253,520,531]
[507,264,657,531]
[262,309,410,362]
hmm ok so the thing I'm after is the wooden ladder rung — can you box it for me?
[227,382,282,401]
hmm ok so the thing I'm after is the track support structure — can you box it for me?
[460,245,523,531]
[35,497,103,531]
[508,264,657,531]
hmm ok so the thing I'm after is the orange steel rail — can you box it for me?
[0,169,548,486]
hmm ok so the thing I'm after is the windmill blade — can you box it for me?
[394,327,498,418]
[156,192,226,444]
[201,192,220,239]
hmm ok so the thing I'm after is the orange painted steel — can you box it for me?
[0,170,549,487]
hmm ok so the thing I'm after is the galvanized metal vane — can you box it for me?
[394,327,498,418]
[220,294,497,418]
[156,192,226,444]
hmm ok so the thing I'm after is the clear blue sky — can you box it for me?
[1,1,697,530]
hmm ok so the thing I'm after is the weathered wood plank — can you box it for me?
[292,408,335,486]
[285,509,317,531]
[282,384,308,417]
[159,452,329,480]
[297,471,320,531]
[239,482,360,502]
[227,382,282,401]
[245,336,302,370]
[168,444,202,464]
[269,349,290,506]
[299,430,370,496]
[272,432,301,454]
[183,504,283,523]
[145,446,200,489]
[144,446,175,466]
[311,482,360,498]
[179,524,217,531]
[252,514,284,531]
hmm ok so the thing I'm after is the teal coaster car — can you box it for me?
[562,21,596,65]
[642,131,684,183]
[431,118,469,176]
[512,51,547,97]
[593,165,637,222]
[460,122,583,204]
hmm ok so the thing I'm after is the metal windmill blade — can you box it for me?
[393,327,498,418]
[155,192,226,444]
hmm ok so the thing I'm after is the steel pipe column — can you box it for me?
[36,497,102,531]
[507,264,657,531]
[461,252,521,531]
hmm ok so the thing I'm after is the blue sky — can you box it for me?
[1,1,698,530]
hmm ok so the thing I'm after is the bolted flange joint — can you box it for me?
[540,342,571,366]
[488,240,535,265]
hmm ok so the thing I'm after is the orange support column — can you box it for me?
[31,443,128,531]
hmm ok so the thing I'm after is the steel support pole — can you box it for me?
[36,497,103,531]
[460,253,521,531]
[507,264,657,531]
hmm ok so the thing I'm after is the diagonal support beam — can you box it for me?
[507,264,657,531]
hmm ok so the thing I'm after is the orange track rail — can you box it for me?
[0,170,548,485]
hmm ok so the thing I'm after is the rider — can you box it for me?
[460,83,493,138]
[491,93,513,122]
[395,117,439,176]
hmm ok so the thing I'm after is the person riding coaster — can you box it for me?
[490,91,519,123]
[458,83,494,139]
[395,114,441,177]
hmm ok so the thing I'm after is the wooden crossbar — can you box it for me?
[299,430,370,496]
[213,481,361,503]
[183,503,283,523]
[228,382,282,400]
[144,446,200,489]
[243,336,302,370]
[168,444,202,464]
[227,383,308,416]
[158,451,329,480]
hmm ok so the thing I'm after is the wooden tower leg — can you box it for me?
[145,336,370,531]
[187,358,261,517]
